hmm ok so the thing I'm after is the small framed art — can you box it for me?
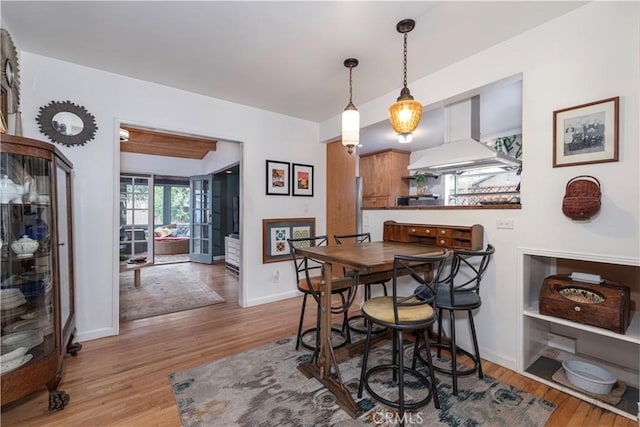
[262,217,315,263]
[292,163,314,197]
[553,96,619,167]
[265,160,290,195]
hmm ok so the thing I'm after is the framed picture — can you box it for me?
[265,160,290,195]
[262,217,315,263]
[553,96,619,167]
[291,163,314,197]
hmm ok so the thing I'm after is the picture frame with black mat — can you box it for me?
[291,163,314,197]
[265,160,290,195]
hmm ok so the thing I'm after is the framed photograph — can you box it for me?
[291,163,314,197]
[553,96,619,167]
[265,160,290,195]
[262,217,315,263]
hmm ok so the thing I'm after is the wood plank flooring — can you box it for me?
[1,262,636,426]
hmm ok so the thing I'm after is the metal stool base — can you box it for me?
[363,364,434,411]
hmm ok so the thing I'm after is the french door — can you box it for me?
[119,175,153,262]
[189,174,214,264]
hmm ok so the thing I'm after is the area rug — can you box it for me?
[169,337,556,426]
[120,263,225,321]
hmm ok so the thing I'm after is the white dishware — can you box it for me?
[0,175,29,204]
[1,354,33,375]
[562,360,616,395]
[11,235,39,259]
[0,346,27,362]
[1,330,44,354]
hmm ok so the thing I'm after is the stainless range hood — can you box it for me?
[408,96,521,173]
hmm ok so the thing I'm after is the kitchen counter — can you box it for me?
[363,204,521,210]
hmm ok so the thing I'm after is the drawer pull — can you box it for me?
[426,229,431,234]
[410,228,416,232]
[574,306,581,312]
[440,239,445,245]
[440,230,446,235]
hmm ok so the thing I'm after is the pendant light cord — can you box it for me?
[349,65,354,104]
[403,32,408,90]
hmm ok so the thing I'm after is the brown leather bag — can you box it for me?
[562,175,601,220]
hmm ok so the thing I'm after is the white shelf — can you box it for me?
[518,249,640,422]
[524,302,640,345]
[524,346,639,421]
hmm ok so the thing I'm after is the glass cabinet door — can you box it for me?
[0,151,56,373]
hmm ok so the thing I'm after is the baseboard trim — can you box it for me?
[245,290,300,307]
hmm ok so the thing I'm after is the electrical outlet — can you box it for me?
[496,218,514,229]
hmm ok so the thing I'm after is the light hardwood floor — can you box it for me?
[1,262,635,426]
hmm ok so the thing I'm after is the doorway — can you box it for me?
[116,124,242,325]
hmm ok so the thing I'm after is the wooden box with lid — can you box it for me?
[539,274,631,334]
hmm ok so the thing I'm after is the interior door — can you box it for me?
[189,174,214,264]
[211,176,223,257]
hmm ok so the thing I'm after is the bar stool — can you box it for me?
[333,232,389,335]
[358,251,449,426]
[287,235,358,357]
[413,244,495,396]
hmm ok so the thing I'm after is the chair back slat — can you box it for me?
[391,251,449,325]
[446,244,495,306]
[333,232,372,245]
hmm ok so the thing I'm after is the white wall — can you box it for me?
[322,2,639,370]
[18,54,324,341]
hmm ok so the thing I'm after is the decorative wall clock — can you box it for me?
[36,100,98,147]
[1,28,20,114]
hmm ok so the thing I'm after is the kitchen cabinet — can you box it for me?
[1,134,80,411]
[360,149,409,208]
[518,248,639,421]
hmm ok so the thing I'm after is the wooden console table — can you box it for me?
[383,220,484,250]
[119,261,152,288]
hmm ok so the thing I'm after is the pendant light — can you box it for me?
[388,19,422,143]
[342,58,359,154]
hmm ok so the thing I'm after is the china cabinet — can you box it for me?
[0,134,80,411]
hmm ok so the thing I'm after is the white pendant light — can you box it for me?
[341,58,359,154]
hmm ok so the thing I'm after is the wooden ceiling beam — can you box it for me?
[120,127,217,159]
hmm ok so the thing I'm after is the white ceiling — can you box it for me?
[2,1,584,153]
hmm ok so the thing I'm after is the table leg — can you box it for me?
[134,269,141,288]
[297,261,362,419]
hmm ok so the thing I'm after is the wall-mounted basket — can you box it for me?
[562,175,601,220]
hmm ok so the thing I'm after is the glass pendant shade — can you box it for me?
[388,97,422,135]
[389,18,422,142]
[341,58,359,154]
[398,132,413,144]
[342,106,359,153]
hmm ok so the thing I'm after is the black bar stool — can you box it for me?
[357,251,449,426]
[413,244,495,395]
[287,235,358,358]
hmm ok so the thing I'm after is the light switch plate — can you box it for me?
[496,218,514,229]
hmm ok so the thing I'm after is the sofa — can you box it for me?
[153,224,189,255]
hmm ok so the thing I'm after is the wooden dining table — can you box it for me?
[294,240,445,419]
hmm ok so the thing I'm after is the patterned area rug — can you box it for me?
[120,263,225,321]
[169,337,556,426]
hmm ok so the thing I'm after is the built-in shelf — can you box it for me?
[523,302,640,345]
[518,248,639,421]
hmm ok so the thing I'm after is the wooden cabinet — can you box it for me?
[1,135,80,411]
[385,221,484,251]
[360,149,409,208]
